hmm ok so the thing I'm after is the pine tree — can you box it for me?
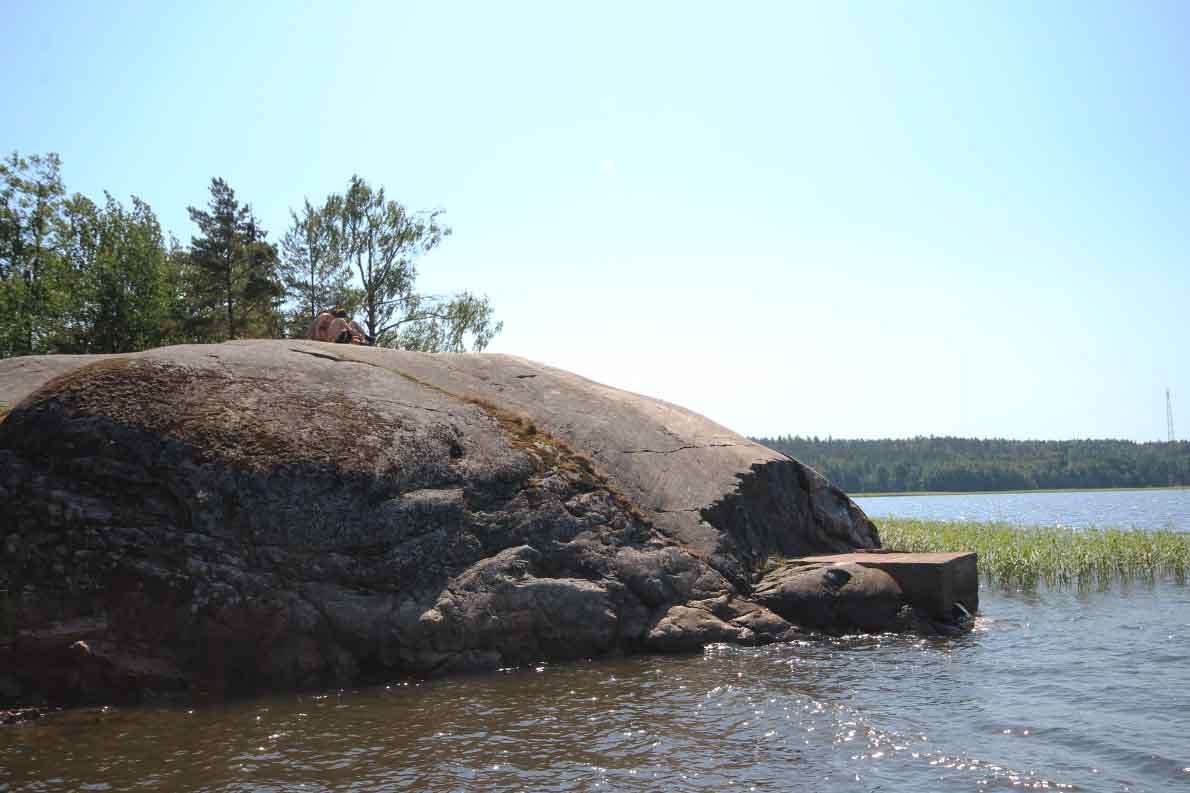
[187,178,282,341]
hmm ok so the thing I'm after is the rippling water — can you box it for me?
[856,487,1190,532]
[3,583,1188,792]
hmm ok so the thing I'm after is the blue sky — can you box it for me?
[5,0,1189,441]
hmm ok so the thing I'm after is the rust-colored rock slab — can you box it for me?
[796,551,978,620]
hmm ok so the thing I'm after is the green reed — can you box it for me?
[878,517,1190,590]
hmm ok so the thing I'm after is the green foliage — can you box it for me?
[878,517,1190,589]
[0,152,68,356]
[58,193,173,353]
[756,435,1190,493]
[2,152,198,356]
[279,195,358,331]
[337,175,437,345]
[0,152,501,357]
[157,240,213,345]
[187,178,283,341]
[325,175,500,351]
[394,290,503,353]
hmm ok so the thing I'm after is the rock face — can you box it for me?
[0,341,882,706]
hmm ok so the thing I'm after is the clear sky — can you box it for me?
[5,0,1188,441]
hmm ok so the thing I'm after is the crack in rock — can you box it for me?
[290,348,344,363]
[285,350,449,415]
[621,443,740,455]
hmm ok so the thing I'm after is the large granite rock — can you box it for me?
[0,341,880,706]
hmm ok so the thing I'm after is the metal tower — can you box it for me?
[1168,388,1176,442]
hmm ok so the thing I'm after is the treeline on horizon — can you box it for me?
[0,151,501,359]
[754,435,1190,493]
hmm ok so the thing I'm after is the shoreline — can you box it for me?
[852,484,1190,498]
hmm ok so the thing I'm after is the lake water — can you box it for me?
[3,491,1189,792]
[856,487,1190,532]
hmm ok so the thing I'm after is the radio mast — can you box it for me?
[1168,388,1176,442]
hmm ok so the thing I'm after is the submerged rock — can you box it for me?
[0,340,890,706]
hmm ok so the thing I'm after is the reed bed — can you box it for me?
[877,517,1190,590]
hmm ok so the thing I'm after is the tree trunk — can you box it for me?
[225,249,235,340]
[307,253,316,321]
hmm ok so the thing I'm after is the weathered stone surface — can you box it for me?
[753,562,904,634]
[0,340,889,706]
[646,604,745,651]
[644,595,800,651]
[796,551,979,620]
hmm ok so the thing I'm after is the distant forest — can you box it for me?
[753,436,1190,493]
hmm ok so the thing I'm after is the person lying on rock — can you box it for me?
[304,308,372,345]
[346,318,372,345]
[305,311,336,341]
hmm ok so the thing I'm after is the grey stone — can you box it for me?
[645,604,744,652]
[795,551,979,620]
[0,340,883,706]
[753,562,905,634]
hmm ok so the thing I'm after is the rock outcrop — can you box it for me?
[0,341,882,706]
